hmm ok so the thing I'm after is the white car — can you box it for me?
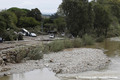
[61,33,65,37]
[30,33,37,37]
[49,34,55,38]
[0,37,3,43]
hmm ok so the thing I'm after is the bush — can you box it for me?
[14,46,43,63]
[96,36,105,42]
[3,30,18,41]
[44,37,95,52]
[41,44,50,54]
[72,38,83,47]
[15,47,28,63]
[64,39,73,48]
[48,40,65,52]
[47,38,83,52]
[18,34,23,40]
[27,46,43,60]
[82,34,95,45]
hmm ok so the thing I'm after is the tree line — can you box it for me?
[0,0,120,41]
[0,7,43,40]
[59,0,120,38]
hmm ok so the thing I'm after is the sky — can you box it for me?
[0,0,62,14]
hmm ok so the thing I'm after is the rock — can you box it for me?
[49,59,53,63]
[3,74,7,76]
[53,68,62,74]
[1,68,11,72]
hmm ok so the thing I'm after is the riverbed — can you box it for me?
[58,38,120,80]
[0,37,120,80]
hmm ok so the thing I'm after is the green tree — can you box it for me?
[54,17,66,32]
[8,7,30,27]
[61,0,93,37]
[0,10,18,30]
[28,8,42,21]
[0,15,6,30]
[109,0,120,23]
[8,7,30,19]
[0,17,6,36]
[94,3,111,37]
[19,17,40,28]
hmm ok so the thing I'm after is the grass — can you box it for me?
[45,36,95,52]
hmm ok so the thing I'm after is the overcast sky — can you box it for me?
[0,0,62,14]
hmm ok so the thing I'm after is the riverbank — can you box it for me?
[0,48,110,77]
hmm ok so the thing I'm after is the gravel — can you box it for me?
[43,48,110,74]
[0,48,110,77]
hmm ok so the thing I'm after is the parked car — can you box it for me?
[30,33,37,37]
[49,34,55,38]
[61,33,65,37]
[0,37,3,43]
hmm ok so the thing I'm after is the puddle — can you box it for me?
[0,68,60,80]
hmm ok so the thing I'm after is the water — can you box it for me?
[0,38,120,80]
[60,38,120,80]
[0,68,60,80]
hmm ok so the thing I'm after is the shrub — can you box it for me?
[96,36,105,42]
[27,46,43,60]
[3,30,18,41]
[82,34,95,45]
[4,33,14,41]
[47,38,83,52]
[64,39,73,48]
[41,44,50,54]
[18,34,23,40]
[14,46,43,63]
[15,47,28,63]
[48,40,65,52]
[44,37,95,52]
[72,38,83,47]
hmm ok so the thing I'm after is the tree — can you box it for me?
[0,16,6,36]
[0,10,18,30]
[8,7,30,27]
[87,2,95,34]
[19,17,40,28]
[8,7,30,18]
[94,3,111,37]
[54,17,66,32]
[43,18,54,32]
[61,0,93,37]
[28,8,42,21]
[50,13,59,19]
